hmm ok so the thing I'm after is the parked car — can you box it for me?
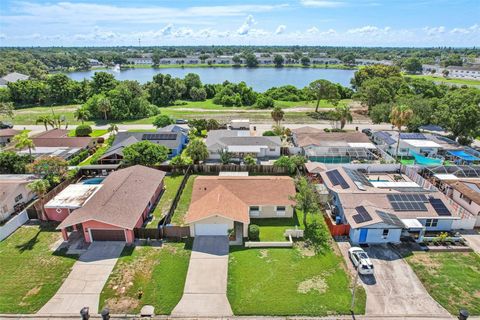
[361,128,372,136]
[0,121,13,129]
[175,119,188,124]
[348,247,374,275]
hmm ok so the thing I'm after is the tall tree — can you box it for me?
[0,102,14,118]
[308,79,340,112]
[334,105,353,129]
[35,115,53,131]
[273,54,284,67]
[91,72,117,94]
[271,106,285,126]
[293,177,319,227]
[390,105,413,159]
[185,139,208,164]
[97,96,111,120]
[74,107,90,124]
[122,141,169,166]
[12,132,35,158]
[108,123,118,136]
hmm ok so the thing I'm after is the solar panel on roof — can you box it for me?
[429,198,451,216]
[344,168,373,187]
[375,131,396,145]
[142,133,177,140]
[326,170,349,189]
[352,206,373,224]
[399,133,427,140]
[387,193,428,212]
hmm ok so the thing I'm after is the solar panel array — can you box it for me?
[353,206,373,224]
[399,133,427,140]
[344,168,373,187]
[376,210,405,227]
[142,133,177,141]
[375,131,396,145]
[325,170,349,189]
[429,198,451,216]
[387,194,428,211]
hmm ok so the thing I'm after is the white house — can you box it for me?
[373,131,442,157]
[0,175,37,222]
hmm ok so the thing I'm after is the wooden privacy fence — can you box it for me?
[134,226,190,240]
[33,178,74,220]
[324,215,350,237]
[154,164,289,175]
[161,166,192,227]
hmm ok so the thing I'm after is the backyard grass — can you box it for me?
[250,214,300,241]
[147,175,184,227]
[99,241,191,314]
[171,175,197,225]
[0,225,78,313]
[227,246,365,316]
[406,252,480,315]
[407,75,480,86]
[67,129,108,137]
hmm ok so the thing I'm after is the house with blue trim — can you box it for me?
[99,128,188,164]
[320,166,465,244]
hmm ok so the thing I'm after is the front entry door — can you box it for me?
[359,228,368,243]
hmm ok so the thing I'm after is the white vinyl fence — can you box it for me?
[0,210,28,241]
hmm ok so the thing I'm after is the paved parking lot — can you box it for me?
[337,241,450,317]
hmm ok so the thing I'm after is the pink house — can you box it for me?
[44,184,101,221]
[57,165,166,243]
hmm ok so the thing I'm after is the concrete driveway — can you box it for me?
[461,230,480,253]
[338,242,450,317]
[172,236,233,317]
[38,242,124,315]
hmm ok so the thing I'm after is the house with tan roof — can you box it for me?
[0,174,37,222]
[185,175,296,239]
[57,165,166,243]
[320,166,463,244]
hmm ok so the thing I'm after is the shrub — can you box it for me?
[75,124,92,137]
[153,114,174,128]
[248,224,260,241]
[304,220,330,253]
[97,137,105,144]
[68,149,90,166]
[255,94,275,109]
[262,130,276,136]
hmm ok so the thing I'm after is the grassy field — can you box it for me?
[99,242,191,314]
[406,252,480,315]
[227,246,365,316]
[407,74,480,86]
[1,98,342,125]
[171,175,197,225]
[250,215,300,241]
[0,225,78,313]
[147,175,184,227]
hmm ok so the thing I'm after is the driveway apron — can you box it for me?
[37,242,124,315]
[172,236,233,317]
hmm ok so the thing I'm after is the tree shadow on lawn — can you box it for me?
[15,229,41,253]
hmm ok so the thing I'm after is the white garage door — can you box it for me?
[195,223,228,236]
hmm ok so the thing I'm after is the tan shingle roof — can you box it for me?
[186,176,296,223]
[449,180,480,205]
[57,165,166,230]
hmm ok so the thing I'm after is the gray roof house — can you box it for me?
[206,130,282,163]
[0,72,29,87]
[99,129,187,164]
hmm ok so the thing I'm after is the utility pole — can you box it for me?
[138,38,141,47]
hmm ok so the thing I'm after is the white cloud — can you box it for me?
[347,25,390,35]
[299,0,345,8]
[275,25,286,35]
[423,26,445,36]
[450,24,479,34]
[237,15,256,35]
[307,26,319,34]
[159,24,174,36]
[0,33,6,39]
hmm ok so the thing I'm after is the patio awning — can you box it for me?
[401,219,424,229]
[448,150,480,162]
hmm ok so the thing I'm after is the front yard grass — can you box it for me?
[99,241,191,314]
[146,175,184,227]
[171,174,197,225]
[0,225,78,313]
[250,214,300,241]
[68,129,108,137]
[406,252,480,315]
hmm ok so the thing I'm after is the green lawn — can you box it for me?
[0,225,78,313]
[171,175,197,225]
[406,252,480,315]
[127,129,157,132]
[250,214,300,241]
[67,129,108,137]
[99,241,191,314]
[146,175,184,227]
[228,246,365,316]
[78,141,111,166]
[407,75,480,86]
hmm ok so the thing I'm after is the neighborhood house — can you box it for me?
[0,174,37,222]
[57,165,166,243]
[185,175,296,239]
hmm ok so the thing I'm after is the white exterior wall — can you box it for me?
[416,218,454,231]
[249,205,294,219]
[0,184,35,222]
[349,225,402,244]
[384,141,438,157]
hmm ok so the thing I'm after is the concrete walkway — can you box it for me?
[172,236,233,317]
[38,242,124,315]
[461,230,480,253]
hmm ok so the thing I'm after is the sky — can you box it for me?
[0,0,479,47]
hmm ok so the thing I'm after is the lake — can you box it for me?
[67,67,356,92]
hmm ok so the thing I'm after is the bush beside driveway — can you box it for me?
[0,225,78,314]
[99,241,191,314]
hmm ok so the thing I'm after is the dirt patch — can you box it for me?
[295,241,316,257]
[410,253,441,270]
[259,249,269,259]
[104,296,139,313]
[297,275,328,294]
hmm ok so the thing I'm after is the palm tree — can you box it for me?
[335,105,353,129]
[12,132,35,158]
[98,97,111,121]
[35,115,53,131]
[390,105,413,160]
[108,123,119,136]
[27,179,50,220]
[74,107,90,124]
[271,106,285,126]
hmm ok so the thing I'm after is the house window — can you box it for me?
[382,229,389,238]
[14,194,23,203]
[276,206,286,216]
[249,206,260,216]
[425,219,438,227]
[460,193,472,205]
[148,201,152,209]
[269,147,276,152]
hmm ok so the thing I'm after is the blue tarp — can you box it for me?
[409,150,443,165]
[448,150,480,162]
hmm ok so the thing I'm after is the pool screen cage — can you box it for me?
[421,165,480,179]
[304,146,377,163]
